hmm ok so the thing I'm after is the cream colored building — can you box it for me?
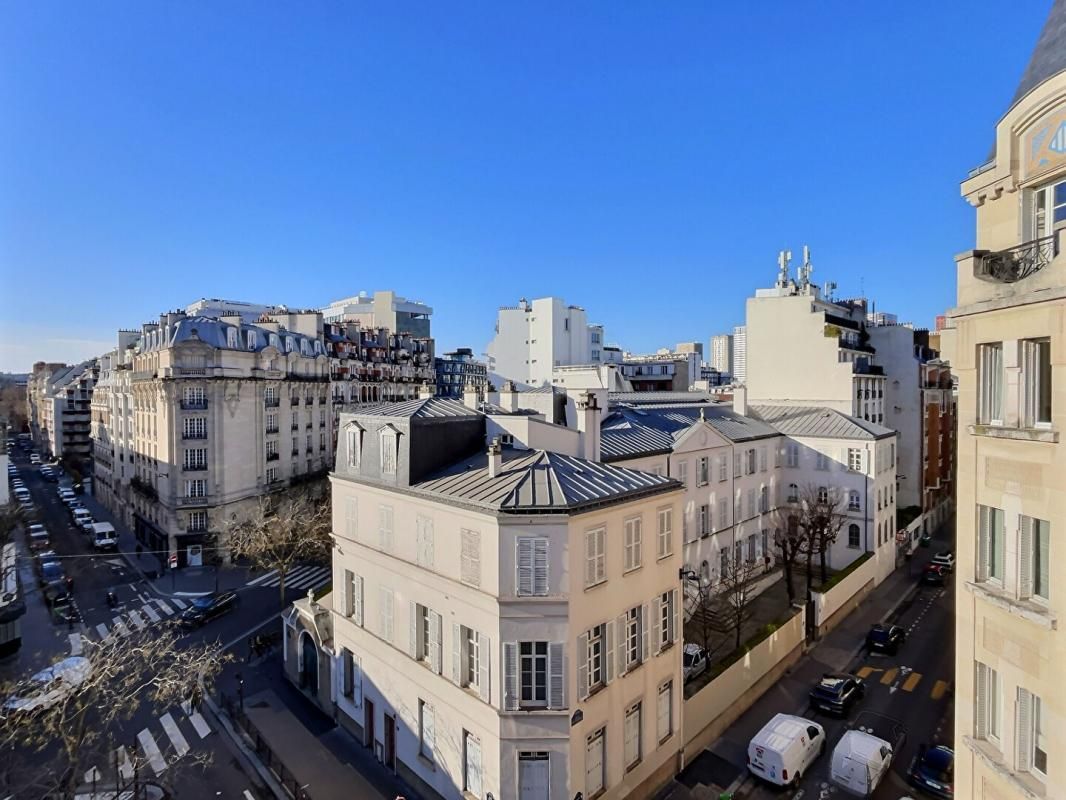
[947,2,1066,796]
[321,397,684,800]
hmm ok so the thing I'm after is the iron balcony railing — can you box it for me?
[266,452,280,462]
[182,463,208,472]
[181,399,208,410]
[265,398,280,408]
[182,431,208,440]
[976,233,1058,283]
[266,426,280,434]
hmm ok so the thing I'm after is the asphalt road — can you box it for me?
[746,564,956,800]
[6,453,315,799]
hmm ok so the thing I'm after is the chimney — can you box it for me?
[732,384,747,416]
[576,390,602,462]
[500,380,518,412]
[487,437,503,477]
[463,385,481,410]
[418,382,435,400]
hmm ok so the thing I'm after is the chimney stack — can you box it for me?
[500,380,518,412]
[487,437,503,477]
[732,384,747,416]
[576,390,602,462]
[418,382,435,400]
[463,385,481,410]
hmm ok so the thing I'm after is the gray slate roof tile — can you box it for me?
[748,404,894,440]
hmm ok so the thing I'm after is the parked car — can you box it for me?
[908,744,954,799]
[72,508,93,530]
[178,592,239,628]
[865,623,906,655]
[830,730,894,797]
[2,657,92,716]
[809,673,866,716]
[930,551,955,573]
[683,643,709,683]
[27,524,50,552]
[748,713,826,787]
[921,564,949,586]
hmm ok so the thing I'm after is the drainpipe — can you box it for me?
[864,444,871,554]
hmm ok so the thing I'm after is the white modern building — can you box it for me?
[320,290,433,338]
[185,298,280,323]
[487,297,606,388]
[731,326,747,384]
[710,334,733,375]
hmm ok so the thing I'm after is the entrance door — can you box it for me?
[187,545,203,567]
[383,714,396,772]
[364,699,375,750]
[300,634,318,694]
[518,752,550,800]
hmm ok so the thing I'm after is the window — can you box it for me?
[378,505,393,552]
[817,486,829,504]
[1023,338,1052,427]
[1034,694,1047,776]
[697,457,709,486]
[623,605,643,670]
[188,510,207,532]
[624,517,642,571]
[786,443,799,468]
[657,682,673,743]
[183,417,206,438]
[718,455,728,482]
[978,343,1004,424]
[848,490,861,511]
[462,627,480,687]
[586,623,607,691]
[733,452,742,478]
[1020,516,1051,602]
[340,648,359,702]
[461,529,482,588]
[848,448,862,471]
[677,459,688,488]
[183,386,205,405]
[519,642,548,707]
[758,447,767,472]
[1028,178,1066,239]
[345,424,362,468]
[418,700,434,762]
[746,488,756,519]
[657,508,673,558]
[787,483,799,503]
[266,439,277,457]
[379,427,397,474]
[977,505,1005,583]
[341,569,356,618]
[184,479,206,498]
[417,604,431,663]
[816,452,830,471]
[848,524,861,549]
[183,448,207,469]
[265,413,278,433]
[759,485,769,513]
[762,529,770,557]
[416,515,434,568]
[658,590,677,649]
[718,497,729,529]
[1017,688,1047,778]
[265,386,277,402]
[975,662,1000,741]
[746,448,756,474]
[378,587,394,642]
[586,728,605,797]
[624,702,642,770]
[699,504,710,536]
[746,534,757,562]
[585,527,606,586]
[516,537,549,596]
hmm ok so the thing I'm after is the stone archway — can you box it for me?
[300,632,319,694]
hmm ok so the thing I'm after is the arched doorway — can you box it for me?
[300,633,319,694]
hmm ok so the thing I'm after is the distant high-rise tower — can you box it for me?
[710,334,734,374]
[731,326,747,383]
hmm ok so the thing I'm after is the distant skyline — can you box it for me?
[0,1,1051,372]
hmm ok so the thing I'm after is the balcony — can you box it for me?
[306,422,313,429]
[958,230,1066,308]
[177,495,210,507]
[130,476,158,501]
[265,426,280,434]
[291,424,300,431]
[265,398,280,408]
[853,362,885,376]
[180,399,208,410]
[290,397,300,406]
[266,452,280,462]
[182,463,208,472]
[975,234,1057,284]
[182,431,208,440]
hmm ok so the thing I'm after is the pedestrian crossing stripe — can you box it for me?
[142,604,161,623]
[857,666,880,679]
[247,565,330,590]
[902,672,923,692]
[880,667,899,685]
[127,610,146,630]
[171,597,187,609]
[160,712,190,758]
[137,727,167,776]
[931,680,950,700]
[156,599,174,616]
[188,710,212,739]
[82,709,212,786]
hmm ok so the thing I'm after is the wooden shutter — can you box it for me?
[516,538,534,595]
[466,734,483,798]
[353,655,362,706]
[461,529,481,588]
[533,538,549,595]
[975,663,989,739]
[978,506,991,580]
[994,510,1006,581]
[430,611,443,674]
[671,589,680,643]
[1037,522,1050,600]
[641,602,650,662]
[503,642,519,711]
[616,615,628,675]
[339,570,350,617]
[452,624,463,685]
[354,575,364,626]
[424,704,435,759]
[478,634,491,703]
[1019,517,1034,598]
[651,598,662,654]
[408,602,418,658]
[577,633,589,699]
[548,642,565,709]
[1017,688,1033,771]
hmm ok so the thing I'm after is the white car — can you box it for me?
[3,657,92,715]
[931,551,955,573]
[683,643,709,682]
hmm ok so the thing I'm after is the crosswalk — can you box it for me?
[246,564,330,591]
[857,665,952,699]
[82,597,187,647]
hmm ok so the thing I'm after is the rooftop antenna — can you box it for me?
[776,249,792,288]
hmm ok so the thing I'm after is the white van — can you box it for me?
[91,523,117,551]
[830,730,893,797]
[748,713,826,787]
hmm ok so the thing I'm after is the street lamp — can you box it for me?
[236,672,245,712]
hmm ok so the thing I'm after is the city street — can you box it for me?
[4,453,329,799]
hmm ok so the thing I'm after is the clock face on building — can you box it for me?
[1024,104,1066,180]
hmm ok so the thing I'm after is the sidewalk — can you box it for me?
[670,517,955,799]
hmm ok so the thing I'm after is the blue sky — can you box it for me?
[0,1,1050,372]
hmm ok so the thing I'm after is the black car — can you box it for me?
[908,744,954,798]
[866,623,906,655]
[179,592,239,628]
[809,673,866,716]
[921,564,948,586]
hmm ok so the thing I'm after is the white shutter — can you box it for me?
[839,448,848,471]
[671,589,680,643]
[478,634,491,703]
[1037,522,1050,599]
[994,510,1006,580]
[461,529,481,587]
[651,597,662,654]
[604,622,614,684]
[1017,689,1033,772]
[978,507,991,580]
[409,602,418,658]
[657,683,671,741]
[503,642,518,711]
[616,615,627,675]
[577,633,589,699]
[452,624,462,685]
[466,734,483,798]
[548,642,565,709]
[624,706,639,766]
[641,602,650,662]
[430,611,443,674]
[533,538,549,595]
[516,538,533,595]
[1019,517,1034,598]
[353,656,362,706]
[339,570,349,617]
[424,704,435,759]
[975,663,989,739]
[345,497,358,539]
[353,575,364,626]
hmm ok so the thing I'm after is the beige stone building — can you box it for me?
[946,2,1066,796]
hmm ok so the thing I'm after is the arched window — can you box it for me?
[848,524,861,549]
[787,483,799,503]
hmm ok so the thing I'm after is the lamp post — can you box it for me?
[237,672,245,712]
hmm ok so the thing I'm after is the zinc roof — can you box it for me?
[355,397,482,419]
[748,405,894,440]
[600,403,778,461]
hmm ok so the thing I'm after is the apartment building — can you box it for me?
[487,297,606,387]
[710,334,733,375]
[319,397,684,800]
[27,359,99,467]
[946,2,1066,795]
[731,326,746,384]
[94,311,330,567]
[435,347,489,399]
[320,290,433,338]
[326,320,435,406]
[920,359,955,515]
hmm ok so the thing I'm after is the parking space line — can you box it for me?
[902,672,923,692]
[931,680,949,700]
[880,667,899,685]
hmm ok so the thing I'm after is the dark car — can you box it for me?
[809,673,866,716]
[921,564,948,586]
[179,592,239,628]
[908,744,954,799]
[866,623,906,655]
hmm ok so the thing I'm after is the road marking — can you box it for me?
[170,597,188,609]
[880,667,899,685]
[137,728,167,776]
[931,680,950,700]
[141,603,161,623]
[902,672,923,692]
[96,623,110,639]
[127,610,146,630]
[83,766,101,783]
[112,617,131,637]
[244,792,256,800]
[246,569,279,587]
[188,710,212,738]
[69,633,83,655]
[159,712,190,758]
[155,599,174,616]
[117,745,134,780]
[856,666,880,679]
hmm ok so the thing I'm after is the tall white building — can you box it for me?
[487,297,605,388]
[731,326,747,384]
[710,334,733,374]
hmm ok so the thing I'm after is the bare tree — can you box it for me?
[773,511,803,606]
[226,487,333,607]
[0,504,24,549]
[708,551,764,650]
[794,484,850,588]
[0,625,229,800]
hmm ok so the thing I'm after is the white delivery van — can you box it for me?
[748,713,826,787]
[91,522,118,551]
[830,730,894,796]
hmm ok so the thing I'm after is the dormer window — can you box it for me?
[226,327,238,349]
[314,341,323,355]
[380,426,398,475]
[345,422,363,469]
[269,333,280,350]
[247,330,258,350]
[285,336,295,353]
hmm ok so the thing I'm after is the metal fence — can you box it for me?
[220,693,312,800]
